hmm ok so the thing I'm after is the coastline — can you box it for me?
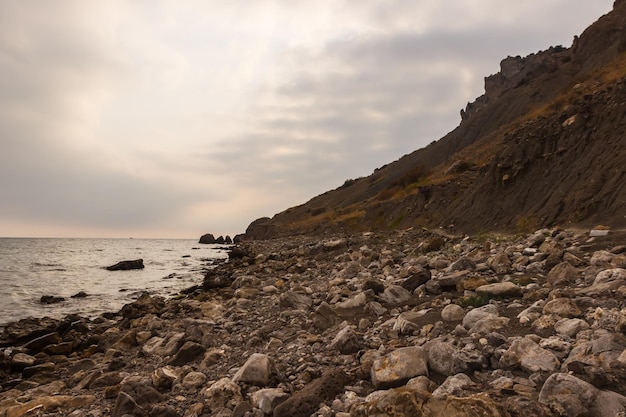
[2,228,626,416]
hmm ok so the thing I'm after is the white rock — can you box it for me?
[371,346,428,389]
[232,353,274,387]
[441,304,465,322]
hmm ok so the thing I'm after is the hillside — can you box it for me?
[244,1,626,240]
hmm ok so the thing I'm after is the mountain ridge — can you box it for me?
[244,1,626,239]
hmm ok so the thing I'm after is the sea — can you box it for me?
[0,238,230,327]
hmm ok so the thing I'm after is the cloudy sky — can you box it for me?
[0,1,613,238]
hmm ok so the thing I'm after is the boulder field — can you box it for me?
[2,227,626,417]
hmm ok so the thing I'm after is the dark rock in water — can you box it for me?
[233,233,245,243]
[106,259,144,271]
[215,235,225,244]
[199,233,216,244]
[225,235,233,244]
[40,295,65,304]
[71,291,88,298]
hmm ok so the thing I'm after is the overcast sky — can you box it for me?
[0,1,613,238]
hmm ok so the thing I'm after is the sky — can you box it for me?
[0,1,614,238]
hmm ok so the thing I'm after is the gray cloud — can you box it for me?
[0,0,614,237]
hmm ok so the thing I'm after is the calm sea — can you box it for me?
[0,238,229,326]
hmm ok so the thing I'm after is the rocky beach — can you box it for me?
[2,227,626,417]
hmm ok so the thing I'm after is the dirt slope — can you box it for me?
[243,1,626,239]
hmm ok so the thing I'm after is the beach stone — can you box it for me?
[547,262,578,287]
[578,268,626,296]
[23,332,61,353]
[379,285,411,306]
[475,282,522,298]
[590,250,615,267]
[11,352,36,369]
[499,337,559,373]
[462,304,499,329]
[431,373,474,399]
[279,291,312,311]
[150,405,181,417]
[448,256,476,272]
[542,298,581,318]
[527,231,546,247]
[335,292,367,310]
[424,394,510,417]
[251,388,289,415]
[272,369,347,417]
[232,353,274,386]
[401,269,431,292]
[554,318,590,338]
[182,371,207,388]
[351,388,429,417]
[312,302,342,330]
[22,361,56,378]
[371,346,428,389]
[441,304,465,322]
[119,380,164,407]
[539,373,626,417]
[119,294,165,319]
[3,395,96,417]
[488,252,512,274]
[330,325,361,354]
[89,371,124,388]
[168,341,206,366]
[468,316,509,335]
[426,341,468,376]
[437,270,469,288]
[204,378,242,412]
[112,391,148,417]
[152,366,180,391]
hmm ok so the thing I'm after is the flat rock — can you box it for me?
[272,369,347,417]
[499,337,559,373]
[475,282,522,298]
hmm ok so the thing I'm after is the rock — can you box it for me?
[251,388,289,415]
[204,378,243,413]
[182,371,207,388]
[152,366,180,391]
[401,268,431,292]
[3,395,95,417]
[546,262,578,287]
[119,380,164,407]
[312,302,342,330]
[351,388,429,417]
[203,270,233,289]
[489,252,512,275]
[272,369,347,417]
[371,346,428,389]
[448,256,476,272]
[150,405,181,417]
[168,341,206,366]
[23,332,61,355]
[106,259,144,271]
[379,285,412,306]
[112,391,148,417]
[39,295,65,304]
[199,233,216,244]
[431,373,475,399]
[441,304,465,322]
[426,341,468,376]
[590,250,615,267]
[475,282,522,298]
[554,318,590,338]
[279,291,312,311]
[335,293,368,310]
[232,353,275,387]
[539,373,626,417]
[462,304,499,329]
[468,316,510,334]
[424,394,510,417]
[542,297,581,318]
[11,352,36,370]
[499,337,559,373]
[330,326,361,354]
[119,293,165,319]
[578,268,626,296]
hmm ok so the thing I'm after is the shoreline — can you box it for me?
[2,227,626,416]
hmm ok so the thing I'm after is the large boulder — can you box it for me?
[198,233,216,244]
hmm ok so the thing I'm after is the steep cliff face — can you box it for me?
[244,2,626,239]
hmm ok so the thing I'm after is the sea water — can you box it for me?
[0,238,229,326]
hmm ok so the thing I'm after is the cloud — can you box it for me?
[0,0,614,237]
